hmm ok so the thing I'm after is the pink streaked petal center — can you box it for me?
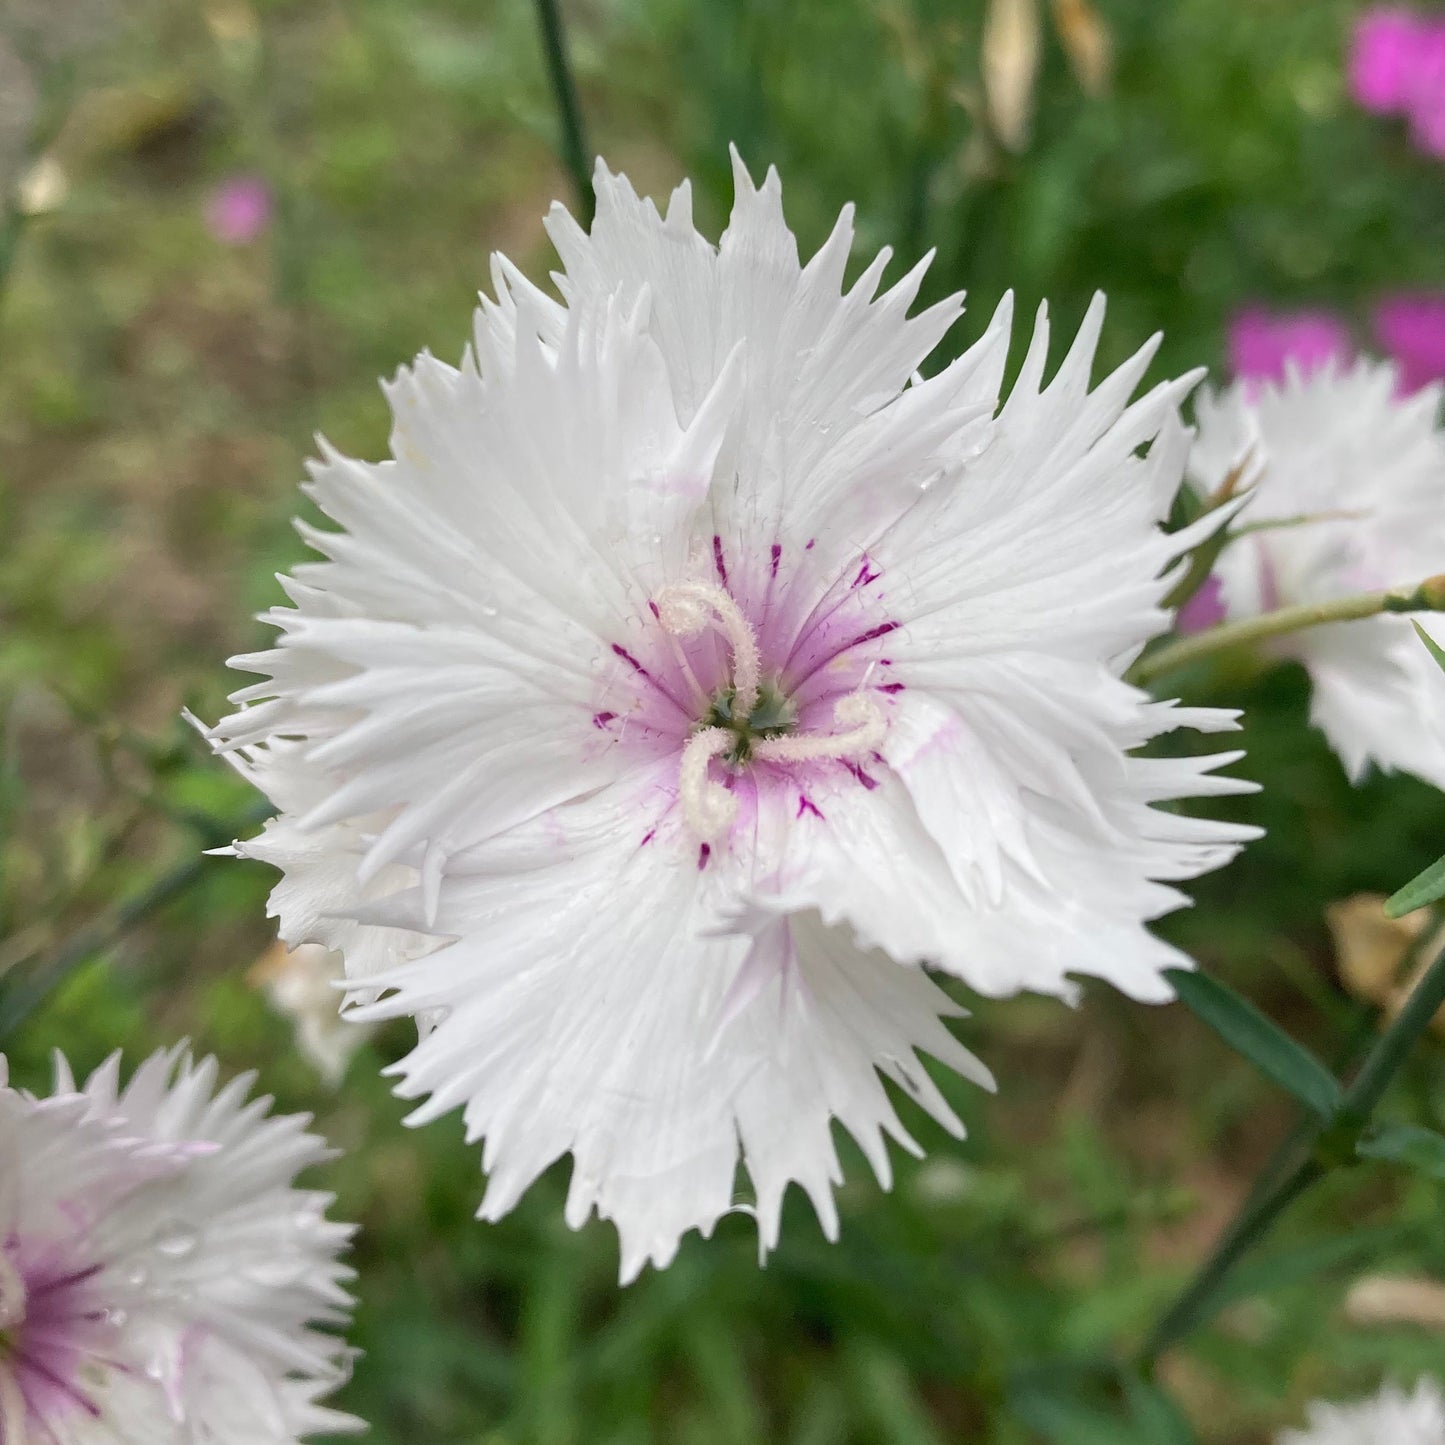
[591,537,903,848]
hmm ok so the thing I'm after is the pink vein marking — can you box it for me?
[610,644,691,718]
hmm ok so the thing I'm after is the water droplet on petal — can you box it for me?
[250,1257,308,1289]
[152,1218,200,1259]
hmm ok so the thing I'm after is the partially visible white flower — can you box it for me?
[1278,1378,1445,1444]
[208,152,1258,1281]
[0,1047,358,1442]
[250,941,376,1087]
[1190,360,1445,788]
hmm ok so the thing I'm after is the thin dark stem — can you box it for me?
[0,799,272,1040]
[534,0,595,225]
[1340,927,1445,1122]
[1140,912,1445,1369]
[0,205,27,307]
[0,853,206,1040]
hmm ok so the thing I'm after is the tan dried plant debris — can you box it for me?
[1326,892,1445,1035]
[1345,1274,1445,1330]
[1051,0,1112,96]
[982,0,1041,152]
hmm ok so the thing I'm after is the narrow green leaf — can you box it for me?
[1358,1123,1445,1180]
[1164,969,1342,1120]
[839,1339,945,1445]
[1213,1223,1411,1313]
[1122,1373,1197,1445]
[1009,1391,1126,1445]
[1412,620,1445,674]
[1385,854,1445,918]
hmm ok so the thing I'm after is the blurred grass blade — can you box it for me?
[1412,619,1445,673]
[1121,1371,1196,1444]
[1385,855,1445,918]
[1357,1123,1445,1179]
[1165,969,1342,1120]
[1211,1222,1411,1314]
[840,1338,945,1445]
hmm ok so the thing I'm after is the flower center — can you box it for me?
[655,581,889,841]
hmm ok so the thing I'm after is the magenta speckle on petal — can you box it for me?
[1227,306,1353,387]
[648,599,661,619]
[592,711,617,728]
[805,538,816,550]
[796,794,824,820]
[770,543,782,577]
[697,842,711,870]
[1374,292,1445,393]
[852,621,900,647]
[712,535,728,585]
[852,559,881,588]
[611,643,650,677]
[846,762,879,790]
[639,828,655,847]
[879,682,905,694]
[205,174,273,245]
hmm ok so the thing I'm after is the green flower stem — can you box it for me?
[0,799,271,1041]
[0,853,207,1042]
[534,0,595,226]
[1134,576,1445,686]
[1139,1158,1322,1371]
[1339,924,1445,1124]
[1140,916,1445,1370]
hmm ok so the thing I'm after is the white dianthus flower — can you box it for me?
[1278,1378,1445,1444]
[0,1047,358,1442]
[1190,360,1445,788]
[210,151,1258,1281]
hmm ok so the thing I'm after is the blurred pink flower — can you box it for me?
[205,173,272,245]
[1227,306,1353,386]
[1349,8,1425,112]
[1373,292,1445,393]
[1175,573,1226,634]
[1348,7,1445,157]
[1406,23,1445,154]
[1351,7,1426,110]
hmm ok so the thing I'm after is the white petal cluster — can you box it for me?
[210,152,1258,1280]
[1190,361,1445,787]
[1278,1378,1445,1445]
[0,1048,357,1443]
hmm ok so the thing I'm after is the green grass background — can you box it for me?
[3,0,1445,1440]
